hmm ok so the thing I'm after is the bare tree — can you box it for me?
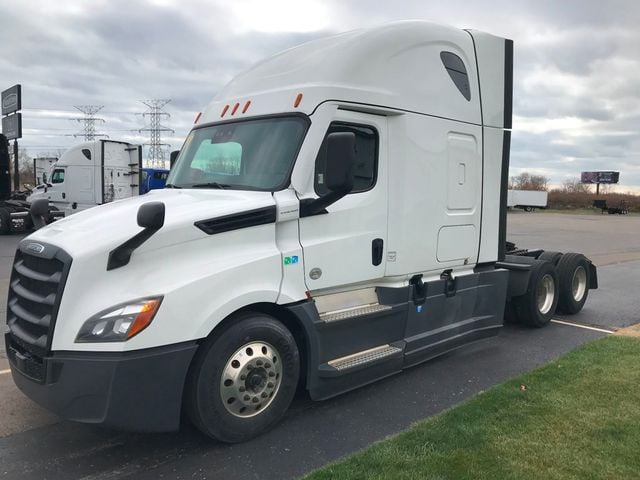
[509,172,550,191]
[561,178,591,194]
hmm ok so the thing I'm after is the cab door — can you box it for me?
[298,111,388,291]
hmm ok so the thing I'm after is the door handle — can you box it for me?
[62,193,66,199]
[372,238,383,266]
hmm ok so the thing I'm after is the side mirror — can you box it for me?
[169,150,180,169]
[325,132,355,193]
[300,132,357,217]
[30,198,50,230]
[137,202,165,230]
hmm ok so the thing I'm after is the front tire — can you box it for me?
[185,313,300,443]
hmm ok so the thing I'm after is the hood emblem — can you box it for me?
[26,243,45,254]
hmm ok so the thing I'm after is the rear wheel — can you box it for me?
[513,260,559,328]
[0,209,10,234]
[556,253,590,314]
[185,313,300,443]
[538,250,562,266]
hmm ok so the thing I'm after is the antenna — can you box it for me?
[73,105,106,140]
[139,99,174,168]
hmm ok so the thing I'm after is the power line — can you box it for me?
[139,99,174,168]
[73,105,107,140]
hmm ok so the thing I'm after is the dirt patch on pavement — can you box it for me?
[614,323,640,337]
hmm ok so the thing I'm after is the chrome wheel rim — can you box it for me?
[572,266,587,302]
[220,341,282,418]
[537,274,555,315]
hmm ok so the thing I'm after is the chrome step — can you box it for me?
[319,303,392,323]
[328,344,402,371]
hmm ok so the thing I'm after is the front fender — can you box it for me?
[52,223,285,351]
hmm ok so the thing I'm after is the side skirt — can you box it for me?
[285,268,509,401]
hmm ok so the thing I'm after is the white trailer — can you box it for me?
[6,22,597,443]
[508,189,548,211]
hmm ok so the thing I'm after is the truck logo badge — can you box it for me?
[309,268,322,280]
[284,255,299,265]
[26,243,45,254]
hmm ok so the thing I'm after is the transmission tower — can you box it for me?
[73,105,106,140]
[139,99,174,168]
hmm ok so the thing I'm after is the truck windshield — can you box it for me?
[167,116,308,191]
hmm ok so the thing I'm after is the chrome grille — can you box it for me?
[6,246,71,363]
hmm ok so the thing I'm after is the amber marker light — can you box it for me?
[294,93,303,108]
[127,298,163,339]
[231,102,240,115]
[242,100,251,113]
[76,297,164,343]
[220,105,229,117]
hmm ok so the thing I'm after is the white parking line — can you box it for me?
[0,368,11,375]
[551,319,615,334]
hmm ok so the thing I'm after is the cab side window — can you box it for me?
[314,123,378,196]
[51,169,65,184]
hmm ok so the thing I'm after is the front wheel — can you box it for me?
[185,313,300,443]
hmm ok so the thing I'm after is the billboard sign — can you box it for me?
[2,113,22,140]
[1,84,21,116]
[581,171,619,184]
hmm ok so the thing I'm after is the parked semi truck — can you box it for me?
[508,189,548,211]
[6,22,597,443]
[0,140,143,233]
[140,167,170,194]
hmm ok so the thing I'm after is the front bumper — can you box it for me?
[6,334,198,432]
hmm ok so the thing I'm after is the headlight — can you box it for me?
[75,297,163,343]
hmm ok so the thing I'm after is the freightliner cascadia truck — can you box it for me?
[6,22,597,443]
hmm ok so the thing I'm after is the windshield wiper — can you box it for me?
[165,183,182,189]
[191,182,232,189]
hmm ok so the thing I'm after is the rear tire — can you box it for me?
[0,209,10,234]
[513,260,559,328]
[556,253,590,314]
[185,313,300,443]
[538,250,562,266]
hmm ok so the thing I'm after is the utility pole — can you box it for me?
[73,105,106,140]
[139,100,174,168]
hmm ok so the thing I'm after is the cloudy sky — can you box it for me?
[1,0,639,190]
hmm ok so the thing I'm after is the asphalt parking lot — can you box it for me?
[1,212,639,480]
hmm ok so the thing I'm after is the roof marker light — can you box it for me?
[220,105,229,117]
[242,100,251,113]
[231,102,240,115]
[194,112,202,124]
[294,93,303,108]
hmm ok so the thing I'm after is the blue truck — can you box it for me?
[140,168,170,194]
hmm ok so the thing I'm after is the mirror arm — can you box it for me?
[300,189,348,218]
[107,202,165,270]
[107,228,159,271]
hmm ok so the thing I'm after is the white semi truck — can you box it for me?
[0,140,143,233]
[27,139,143,217]
[6,22,597,443]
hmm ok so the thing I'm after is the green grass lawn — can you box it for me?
[305,336,640,480]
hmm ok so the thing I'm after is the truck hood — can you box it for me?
[27,189,277,258]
